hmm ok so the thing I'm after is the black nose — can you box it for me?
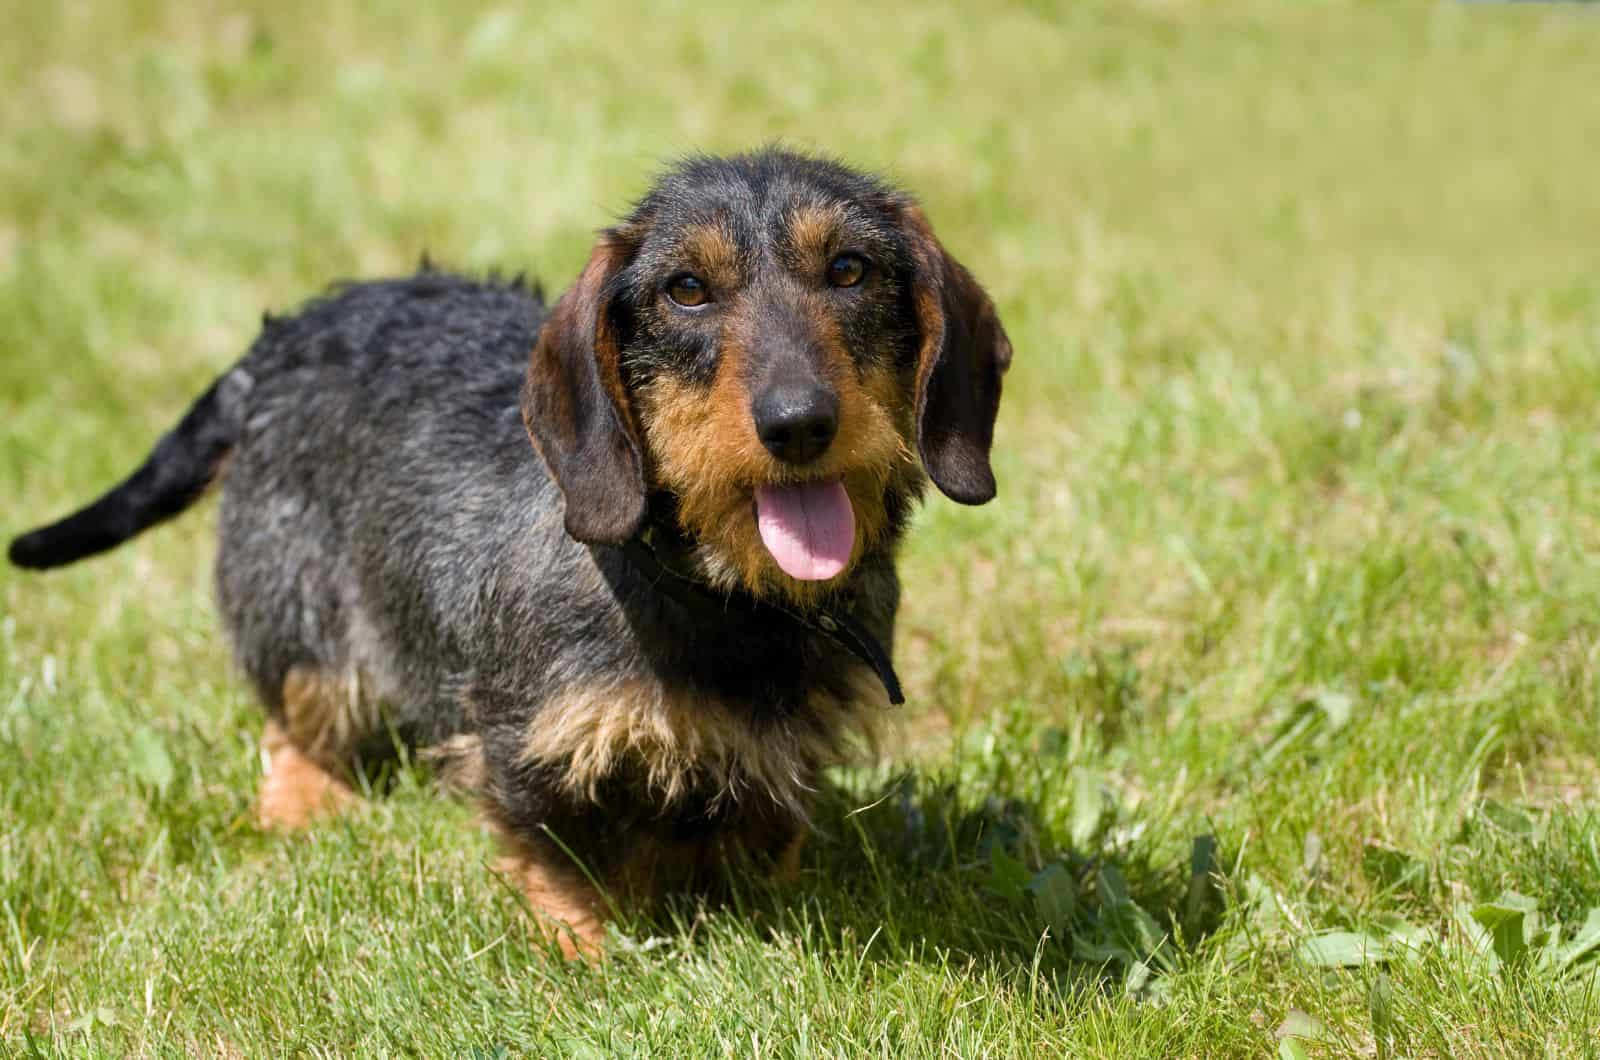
[753,384,840,464]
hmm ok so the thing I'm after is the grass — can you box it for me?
[4,0,1600,1054]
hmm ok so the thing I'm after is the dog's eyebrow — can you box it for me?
[780,201,901,263]
[676,221,742,284]
[782,203,850,258]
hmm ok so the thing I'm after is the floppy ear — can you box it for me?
[900,205,1013,505]
[521,234,647,545]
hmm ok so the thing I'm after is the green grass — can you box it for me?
[5,0,1600,1054]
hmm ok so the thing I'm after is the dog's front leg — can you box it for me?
[497,845,609,960]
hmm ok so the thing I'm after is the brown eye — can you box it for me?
[827,253,866,288]
[666,274,710,308]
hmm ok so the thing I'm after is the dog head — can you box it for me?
[522,149,1012,605]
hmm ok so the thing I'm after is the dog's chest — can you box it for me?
[514,668,884,819]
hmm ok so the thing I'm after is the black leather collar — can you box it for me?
[618,523,905,706]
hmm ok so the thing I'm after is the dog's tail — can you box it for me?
[8,366,255,570]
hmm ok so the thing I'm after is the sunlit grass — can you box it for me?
[4,1,1600,1054]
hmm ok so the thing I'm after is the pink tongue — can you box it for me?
[754,480,856,581]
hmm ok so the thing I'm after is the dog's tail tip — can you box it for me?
[9,368,249,572]
[7,520,112,570]
[7,494,144,570]
[8,531,53,569]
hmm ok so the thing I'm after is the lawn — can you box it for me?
[4,1,1600,1055]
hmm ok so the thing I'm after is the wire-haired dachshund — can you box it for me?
[9,147,1013,957]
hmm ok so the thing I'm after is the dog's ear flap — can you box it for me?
[901,204,1013,505]
[522,233,647,545]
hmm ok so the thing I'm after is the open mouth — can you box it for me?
[753,479,856,582]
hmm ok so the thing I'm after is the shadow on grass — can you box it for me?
[647,771,1232,998]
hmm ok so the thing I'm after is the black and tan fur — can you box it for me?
[8,149,1012,957]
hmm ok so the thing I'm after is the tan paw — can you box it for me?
[255,720,355,830]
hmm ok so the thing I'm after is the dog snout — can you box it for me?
[753,382,839,465]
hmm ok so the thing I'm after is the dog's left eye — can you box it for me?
[827,253,867,289]
[666,274,711,308]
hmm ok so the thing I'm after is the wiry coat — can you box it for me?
[9,149,1012,955]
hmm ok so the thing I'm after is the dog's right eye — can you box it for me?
[666,274,711,308]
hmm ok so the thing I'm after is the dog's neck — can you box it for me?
[619,509,905,706]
